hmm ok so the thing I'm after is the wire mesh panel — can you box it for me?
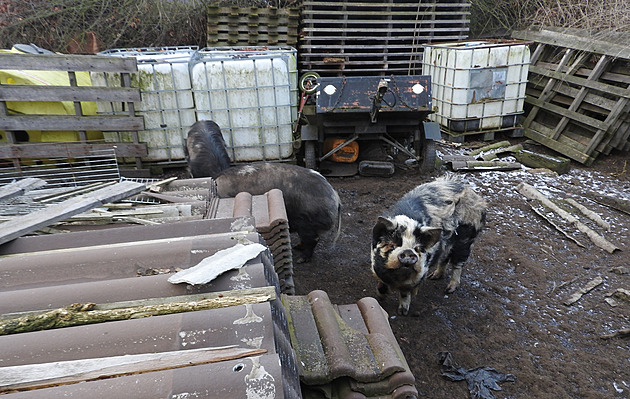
[0,148,121,189]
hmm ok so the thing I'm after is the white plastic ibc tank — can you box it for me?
[190,46,298,162]
[422,40,530,133]
[91,46,198,162]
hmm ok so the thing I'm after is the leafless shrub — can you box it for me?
[0,0,207,53]
[470,0,630,38]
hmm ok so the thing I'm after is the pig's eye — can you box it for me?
[414,245,423,253]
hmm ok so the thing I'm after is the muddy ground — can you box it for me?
[292,138,630,399]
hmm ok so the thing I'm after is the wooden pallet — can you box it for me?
[0,52,147,170]
[206,6,300,47]
[299,0,470,77]
[512,27,630,165]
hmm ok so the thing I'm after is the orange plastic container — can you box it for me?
[322,138,359,163]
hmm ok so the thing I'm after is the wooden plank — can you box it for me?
[0,85,141,103]
[0,346,266,393]
[524,124,592,164]
[0,286,276,330]
[513,27,630,60]
[300,18,471,25]
[303,1,470,7]
[302,9,470,17]
[0,115,144,132]
[0,53,138,73]
[302,26,470,34]
[0,142,147,158]
[526,96,610,131]
[585,86,630,154]
[527,79,617,113]
[0,178,47,202]
[0,181,146,246]
[529,65,630,99]
[551,55,611,140]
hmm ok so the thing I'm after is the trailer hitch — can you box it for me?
[370,78,389,123]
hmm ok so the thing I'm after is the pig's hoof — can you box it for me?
[444,282,459,293]
[427,270,444,280]
[397,306,410,316]
[294,255,311,264]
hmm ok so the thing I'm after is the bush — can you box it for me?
[0,0,208,53]
[470,0,630,38]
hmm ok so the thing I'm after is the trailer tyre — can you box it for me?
[417,139,437,172]
[304,140,317,169]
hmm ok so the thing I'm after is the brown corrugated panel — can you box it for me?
[0,260,273,315]
[283,291,418,399]
[213,188,295,295]
[0,231,264,291]
[4,354,296,399]
[0,217,256,256]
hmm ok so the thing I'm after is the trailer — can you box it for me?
[297,73,440,174]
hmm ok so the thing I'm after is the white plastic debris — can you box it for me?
[168,243,267,285]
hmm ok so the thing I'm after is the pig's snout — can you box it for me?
[398,249,418,266]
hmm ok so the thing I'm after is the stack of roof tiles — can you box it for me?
[205,183,296,295]
[283,290,419,399]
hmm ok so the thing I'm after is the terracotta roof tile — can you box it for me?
[283,291,418,398]
[211,188,294,295]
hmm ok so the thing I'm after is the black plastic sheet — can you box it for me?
[438,351,516,399]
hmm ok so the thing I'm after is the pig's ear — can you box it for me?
[372,217,395,246]
[418,226,442,250]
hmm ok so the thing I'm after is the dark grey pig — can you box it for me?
[184,121,341,263]
[371,175,486,315]
[215,163,341,262]
[184,120,231,179]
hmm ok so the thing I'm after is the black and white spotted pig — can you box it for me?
[184,121,341,263]
[371,175,486,315]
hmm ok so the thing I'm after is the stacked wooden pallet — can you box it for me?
[299,0,470,76]
[512,27,630,165]
[206,6,300,47]
[0,52,147,169]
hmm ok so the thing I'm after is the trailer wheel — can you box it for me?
[417,138,437,172]
[304,140,317,169]
[299,72,320,94]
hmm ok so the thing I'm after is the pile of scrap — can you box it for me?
[442,140,571,173]
[0,177,302,397]
[283,290,418,399]
[512,27,630,165]
[0,177,296,295]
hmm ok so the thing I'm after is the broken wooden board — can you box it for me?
[514,149,571,174]
[450,160,522,171]
[516,182,620,253]
[563,276,604,306]
[0,181,146,246]
[0,178,47,202]
[0,286,276,335]
[0,346,266,393]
